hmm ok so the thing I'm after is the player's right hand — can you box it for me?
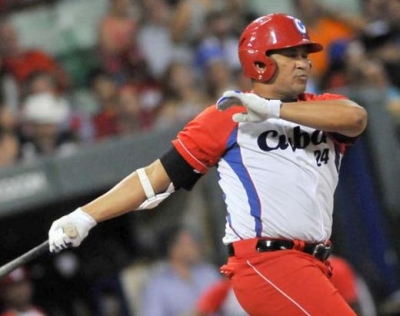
[217,90,282,123]
[48,208,97,253]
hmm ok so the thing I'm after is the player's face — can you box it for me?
[171,230,202,265]
[269,46,311,98]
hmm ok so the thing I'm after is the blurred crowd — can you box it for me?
[0,0,400,170]
[0,0,252,169]
[1,0,400,315]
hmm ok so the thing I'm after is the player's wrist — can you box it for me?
[70,207,97,230]
[266,99,281,119]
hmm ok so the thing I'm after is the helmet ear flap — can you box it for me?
[257,56,277,82]
[239,48,277,82]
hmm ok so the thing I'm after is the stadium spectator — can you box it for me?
[170,0,226,45]
[22,71,57,97]
[98,0,143,85]
[0,20,69,96]
[0,99,16,131]
[169,0,234,68]
[138,224,220,316]
[19,93,78,162]
[0,54,19,115]
[0,71,20,167]
[88,69,120,140]
[154,61,209,130]
[194,9,241,74]
[90,271,131,316]
[115,83,152,136]
[328,49,400,118]
[199,47,238,101]
[22,70,94,144]
[137,0,175,80]
[358,0,400,90]
[0,267,47,316]
[0,126,19,168]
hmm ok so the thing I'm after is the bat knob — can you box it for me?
[64,224,78,239]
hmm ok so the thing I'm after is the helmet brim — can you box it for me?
[305,42,324,53]
[265,41,323,55]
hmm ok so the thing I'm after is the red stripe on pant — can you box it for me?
[220,238,356,316]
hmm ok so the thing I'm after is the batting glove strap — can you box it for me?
[49,207,97,253]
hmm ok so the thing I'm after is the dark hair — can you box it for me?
[157,223,202,258]
[86,67,113,87]
[157,223,185,258]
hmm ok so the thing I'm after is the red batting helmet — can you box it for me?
[238,13,323,82]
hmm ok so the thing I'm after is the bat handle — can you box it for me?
[0,224,79,279]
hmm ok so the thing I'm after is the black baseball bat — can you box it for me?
[0,241,49,278]
[0,225,78,278]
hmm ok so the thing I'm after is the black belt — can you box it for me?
[227,239,332,262]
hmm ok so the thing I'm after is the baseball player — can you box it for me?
[48,13,367,316]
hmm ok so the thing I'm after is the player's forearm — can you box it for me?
[280,100,368,137]
[81,160,171,222]
[80,174,145,222]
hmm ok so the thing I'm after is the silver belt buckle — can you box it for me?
[312,243,325,256]
[312,243,331,261]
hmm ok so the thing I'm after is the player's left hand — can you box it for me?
[48,208,97,253]
[217,90,281,123]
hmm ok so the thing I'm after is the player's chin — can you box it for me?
[294,76,308,85]
[292,82,307,95]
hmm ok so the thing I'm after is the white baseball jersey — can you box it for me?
[172,93,351,244]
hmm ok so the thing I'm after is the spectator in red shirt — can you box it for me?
[0,20,69,95]
[98,0,143,85]
[0,267,47,316]
[89,69,120,140]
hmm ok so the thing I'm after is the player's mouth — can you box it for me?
[296,74,308,80]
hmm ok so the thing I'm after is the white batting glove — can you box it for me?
[49,208,97,253]
[217,90,281,123]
